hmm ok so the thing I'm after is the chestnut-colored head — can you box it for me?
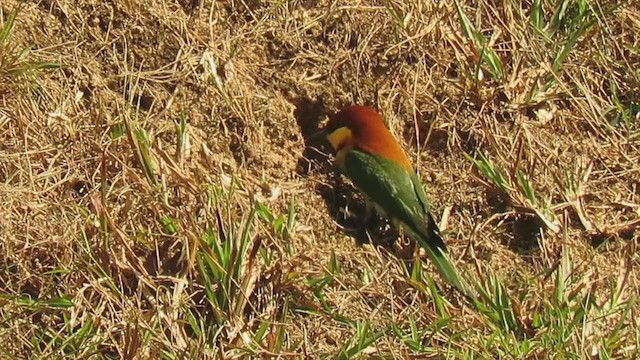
[325,105,412,169]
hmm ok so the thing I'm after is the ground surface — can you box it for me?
[1,0,639,358]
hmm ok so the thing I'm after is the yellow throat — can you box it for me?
[327,126,353,167]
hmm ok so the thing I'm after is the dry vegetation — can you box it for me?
[1,0,639,358]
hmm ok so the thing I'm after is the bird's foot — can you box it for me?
[393,235,416,261]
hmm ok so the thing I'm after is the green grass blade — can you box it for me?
[0,5,19,44]
[455,1,503,79]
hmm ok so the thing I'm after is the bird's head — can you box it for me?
[324,105,383,152]
[322,105,413,170]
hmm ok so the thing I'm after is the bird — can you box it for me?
[322,105,474,299]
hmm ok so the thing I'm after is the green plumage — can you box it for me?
[340,149,475,299]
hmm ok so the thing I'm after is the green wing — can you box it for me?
[341,149,475,299]
[341,149,445,249]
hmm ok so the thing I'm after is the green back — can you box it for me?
[341,149,446,250]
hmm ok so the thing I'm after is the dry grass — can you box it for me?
[1,0,639,358]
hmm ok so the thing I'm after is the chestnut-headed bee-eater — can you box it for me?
[323,105,474,299]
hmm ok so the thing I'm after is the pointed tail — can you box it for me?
[410,228,476,300]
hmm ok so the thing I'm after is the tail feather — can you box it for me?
[409,228,476,300]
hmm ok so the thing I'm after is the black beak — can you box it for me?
[305,127,328,144]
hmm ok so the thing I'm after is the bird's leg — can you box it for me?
[363,199,374,224]
[393,229,416,261]
[353,198,384,246]
[362,199,387,233]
